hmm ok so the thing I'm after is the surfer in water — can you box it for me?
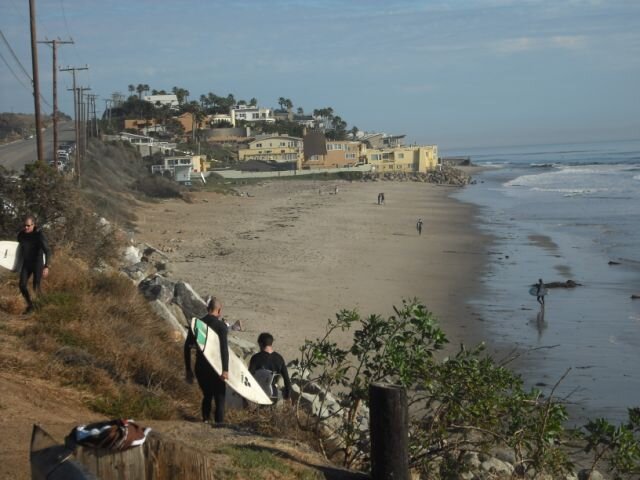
[17,215,51,314]
[184,297,229,425]
[536,278,546,307]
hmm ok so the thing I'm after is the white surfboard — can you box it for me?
[0,240,46,272]
[0,241,20,271]
[190,317,272,405]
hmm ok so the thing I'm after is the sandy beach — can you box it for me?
[134,179,491,360]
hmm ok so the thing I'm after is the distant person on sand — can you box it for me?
[416,218,423,235]
[377,193,382,205]
[17,214,51,314]
[536,278,546,307]
[184,297,229,425]
[249,332,292,403]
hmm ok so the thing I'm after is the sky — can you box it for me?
[1,0,639,150]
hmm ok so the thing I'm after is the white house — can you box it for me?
[150,156,194,183]
[230,105,275,126]
[143,94,180,109]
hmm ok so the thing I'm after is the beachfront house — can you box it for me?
[302,139,364,169]
[150,156,195,184]
[364,145,439,173]
[237,134,303,167]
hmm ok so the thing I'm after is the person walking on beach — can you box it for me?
[535,278,546,307]
[17,214,51,314]
[249,332,292,403]
[416,218,423,235]
[380,192,385,205]
[184,297,229,425]
[377,193,382,205]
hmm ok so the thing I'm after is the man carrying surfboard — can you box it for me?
[17,215,51,314]
[184,297,229,425]
[536,278,546,307]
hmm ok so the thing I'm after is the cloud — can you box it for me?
[491,35,588,54]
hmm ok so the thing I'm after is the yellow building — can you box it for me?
[365,145,439,174]
[238,134,303,166]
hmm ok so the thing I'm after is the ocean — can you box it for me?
[449,139,640,425]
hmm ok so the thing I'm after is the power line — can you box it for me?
[0,50,32,91]
[0,29,32,81]
[0,49,51,112]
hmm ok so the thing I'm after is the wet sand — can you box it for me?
[133,180,491,361]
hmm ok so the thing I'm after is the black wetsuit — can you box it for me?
[248,350,292,400]
[184,314,229,423]
[16,228,51,308]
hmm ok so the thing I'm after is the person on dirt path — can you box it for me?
[17,215,51,314]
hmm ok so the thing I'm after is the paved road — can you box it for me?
[0,122,75,173]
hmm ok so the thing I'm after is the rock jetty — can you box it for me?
[361,166,472,186]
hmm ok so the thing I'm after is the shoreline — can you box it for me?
[134,179,494,361]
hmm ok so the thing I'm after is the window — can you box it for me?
[346,153,356,160]
[397,153,404,159]
[256,143,262,147]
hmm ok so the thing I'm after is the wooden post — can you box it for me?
[370,383,409,480]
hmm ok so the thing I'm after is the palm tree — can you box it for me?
[128,84,135,98]
[136,84,145,99]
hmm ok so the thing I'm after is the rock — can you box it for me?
[167,303,187,327]
[123,245,141,265]
[173,282,207,320]
[631,294,640,300]
[121,261,154,282]
[480,457,513,475]
[608,260,621,265]
[148,300,187,341]
[138,274,176,303]
[493,448,516,465]
[578,469,603,480]
[228,335,258,361]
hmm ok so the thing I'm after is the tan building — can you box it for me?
[365,145,439,174]
[303,140,363,169]
[238,134,303,166]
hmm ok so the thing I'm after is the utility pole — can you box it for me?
[77,86,90,184]
[38,38,73,161]
[29,0,44,163]
[60,65,88,183]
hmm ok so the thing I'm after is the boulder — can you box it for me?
[138,274,176,303]
[148,300,187,341]
[121,261,154,283]
[578,470,603,480]
[173,282,207,320]
[123,245,142,265]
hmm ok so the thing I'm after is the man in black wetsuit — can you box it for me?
[17,215,51,314]
[248,332,292,402]
[184,297,229,425]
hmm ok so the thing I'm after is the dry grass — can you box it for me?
[0,249,196,420]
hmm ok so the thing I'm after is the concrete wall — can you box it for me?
[208,164,372,179]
